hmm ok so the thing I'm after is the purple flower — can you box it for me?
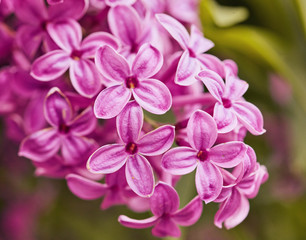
[31,19,119,97]
[156,13,223,86]
[87,101,175,197]
[196,69,266,135]
[214,146,268,229]
[118,182,203,238]
[162,110,247,203]
[14,0,88,58]
[19,87,97,164]
[94,43,172,119]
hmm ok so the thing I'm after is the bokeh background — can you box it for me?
[1,0,306,239]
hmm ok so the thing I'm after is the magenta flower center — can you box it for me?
[70,49,83,61]
[222,98,232,108]
[59,123,70,134]
[125,76,139,89]
[188,48,197,58]
[125,142,138,154]
[197,149,209,161]
[40,20,49,31]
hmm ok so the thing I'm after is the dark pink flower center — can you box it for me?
[188,48,197,58]
[70,49,83,61]
[197,150,209,161]
[59,123,70,134]
[40,20,49,31]
[125,76,138,89]
[125,142,138,155]
[222,98,232,108]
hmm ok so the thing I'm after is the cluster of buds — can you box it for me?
[0,0,268,237]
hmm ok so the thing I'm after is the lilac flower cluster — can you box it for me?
[0,0,268,237]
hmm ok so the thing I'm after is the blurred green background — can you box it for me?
[1,0,306,239]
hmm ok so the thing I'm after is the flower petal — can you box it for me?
[47,0,63,5]
[155,14,189,50]
[105,0,136,7]
[31,50,70,81]
[197,54,225,78]
[214,188,245,229]
[196,161,223,203]
[187,110,218,150]
[151,182,180,216]
[81,32,119,59]
[209,142,247,168]
[44,87,72,127]
[16,25,43,59]
[125,154,154,197]
[66,174,107,200]
[152,218,181,238]
[48,0,88,20]
[132,43,163,79]
[19,128,60,162]
[196,69,225,103]
[116,101,143,143]
[118,215,158,229]
[224,194,250,229]
[61,135,97,165]
[70,59,102,98]
[14,0,48,24]
[173,196,203,226]
[47,19,82,52]
[213,102,237,133]
[175,50,200,86]
[223,75,249,100]
[94,84,131,119]
[138,125,174,156]
[189,25,214,54]
[133,79,172,114]
[70,107,97,136]
[233,101,266,135]
[108,5,141,45]
[161,147,198,175]
[87,144,128,174]
[95,45,130,82]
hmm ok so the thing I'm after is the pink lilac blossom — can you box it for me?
[162,110,247,203]
[88,101,175,197]
[118,182,203,238]
[94,43,172,118]
[0,0,268,237]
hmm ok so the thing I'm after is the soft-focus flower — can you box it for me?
[88,101,175,197]
[66,168,150,211]
[162,109,247,203]
[94,43,172,119]
[19,87,97,164]
[14,0,88,58]
[118,182,203,238]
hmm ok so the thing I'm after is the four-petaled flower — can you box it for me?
[87,101,175,197]
[196,69,266,135]
[156,13,223,86]
[31,19,119,98]
[119,182,203,238]
[162,109,247,203]
[94,43,172,119]
[19,87,97,164]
